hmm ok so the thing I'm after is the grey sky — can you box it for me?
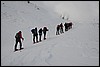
[31,1,99,23]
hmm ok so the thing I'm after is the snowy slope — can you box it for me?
[1,1,99,66]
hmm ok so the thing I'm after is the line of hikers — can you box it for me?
[56,22,73,35]
[14,22,73,51]
[31,27,48,44]
[14,26,48,51]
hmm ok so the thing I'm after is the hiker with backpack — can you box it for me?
[43,27,48,40]
[38,28,43,42]
[34,27,38,43]
[31,28,35,43]
[14,31,24,51]
[60,23,64,34]
[56,24,60,35]
[69,22,73,29]
[31,27,38,44]
[64,22,68,31]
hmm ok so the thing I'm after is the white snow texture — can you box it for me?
[1,1,99,66]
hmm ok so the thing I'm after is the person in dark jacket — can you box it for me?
[31,28,35,43]
[56,25,60,35]
[38,28,42,42]
[69,22,73,29]
[43,27,48,40]
[60,23,64,34]
[34,27,38,43]
[31,27,38,44]
[64,22,68,31]
[14,31,24,51]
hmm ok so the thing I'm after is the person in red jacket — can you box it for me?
[14,31,24,51]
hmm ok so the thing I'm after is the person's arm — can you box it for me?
[20,33,24,40]
[47,28,49,31]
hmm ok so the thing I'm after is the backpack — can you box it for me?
[15,33,19,38]
[39,28,42,35]
[31,29,35,34]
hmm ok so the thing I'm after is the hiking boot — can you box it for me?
[44,38,46,40]
[14,49,18,52]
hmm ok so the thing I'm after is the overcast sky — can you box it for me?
[31,1,99,23]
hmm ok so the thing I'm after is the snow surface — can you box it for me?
[1,1,99,66]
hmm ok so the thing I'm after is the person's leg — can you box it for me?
[57,30,60,35]
[65,27,66,31]
[60,28,62,34]
[44,33,46,40]
[33,35,35,43]
[62,28,63,33]
[61,28,63,33]
[19,39,22,49]
[39,35,40,41]
[56,30,58,35]
[36,35,38,42]
[15,39,18,51]
[40,35,41,41]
